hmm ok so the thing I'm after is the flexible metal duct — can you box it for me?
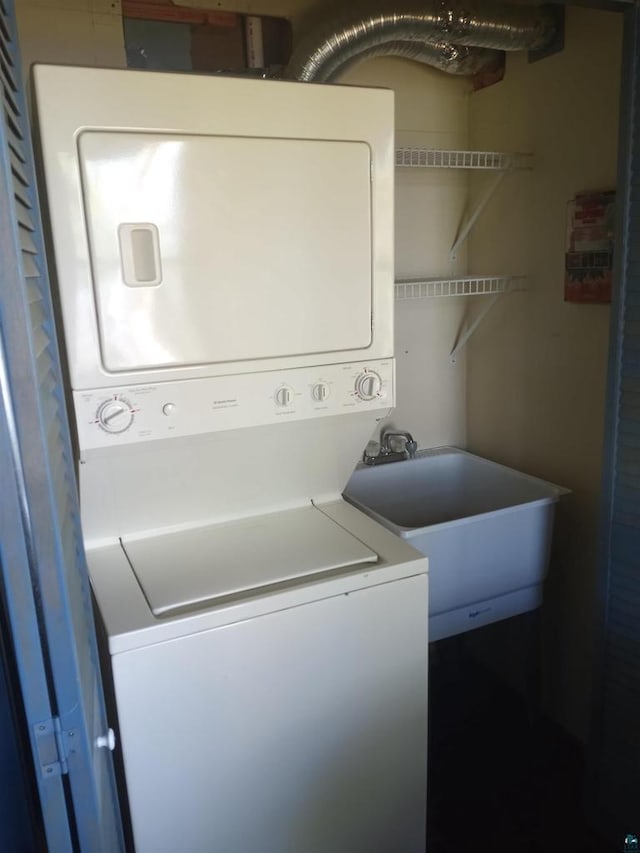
[321,40,503,79]
[286,1,558,82]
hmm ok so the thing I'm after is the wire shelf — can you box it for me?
[395,149,532,170]
[394,275,527,300]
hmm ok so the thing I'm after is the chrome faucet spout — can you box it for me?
[381,430,418,459]
[362,429,418,465]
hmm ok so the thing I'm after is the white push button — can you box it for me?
[162,403,176,416]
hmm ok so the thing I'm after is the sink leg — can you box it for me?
[523,608,542,728]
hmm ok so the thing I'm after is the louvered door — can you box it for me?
[0,0,123,849]
[589,2,640,843]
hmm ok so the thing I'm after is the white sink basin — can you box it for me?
[344,447,568,641]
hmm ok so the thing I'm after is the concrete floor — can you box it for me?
[427,632,615,853]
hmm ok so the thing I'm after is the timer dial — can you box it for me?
[96,398,134,434]
[354,371,382,401]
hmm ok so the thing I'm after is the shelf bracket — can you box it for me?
[449,170,507,261]
[449,293,502,362]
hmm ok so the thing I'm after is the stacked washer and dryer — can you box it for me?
[34,65,429,852]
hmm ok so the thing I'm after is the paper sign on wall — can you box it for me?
[564,189,615,304]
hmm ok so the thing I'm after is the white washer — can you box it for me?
[90,501,427,853]
[33,66,429,853]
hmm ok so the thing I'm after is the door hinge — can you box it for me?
[34,716,69,779]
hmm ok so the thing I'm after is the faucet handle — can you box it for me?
[362,440,381,465]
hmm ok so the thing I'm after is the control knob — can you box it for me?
[354,371,383,401]
[96,398,134,434]
[311,382,330,403]
[274,385,294,407]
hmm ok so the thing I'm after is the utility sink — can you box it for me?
[343,447,568,641]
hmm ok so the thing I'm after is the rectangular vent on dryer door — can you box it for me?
[118,223,162,286]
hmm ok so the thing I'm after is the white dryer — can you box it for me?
[33,66,429,853]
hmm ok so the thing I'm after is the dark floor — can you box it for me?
[427,636,616,853]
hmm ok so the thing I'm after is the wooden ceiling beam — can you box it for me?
[122,1,239,27]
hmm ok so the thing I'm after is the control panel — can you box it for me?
[74,360,394,450]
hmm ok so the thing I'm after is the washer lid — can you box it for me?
[122,505,378,617]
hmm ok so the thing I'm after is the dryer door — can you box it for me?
[78,132,373,372]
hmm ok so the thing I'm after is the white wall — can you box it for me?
[339,58,470,450]
[466,6,623,740]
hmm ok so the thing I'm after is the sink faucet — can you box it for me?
[382,430,418,459]
[362,429,418,465]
